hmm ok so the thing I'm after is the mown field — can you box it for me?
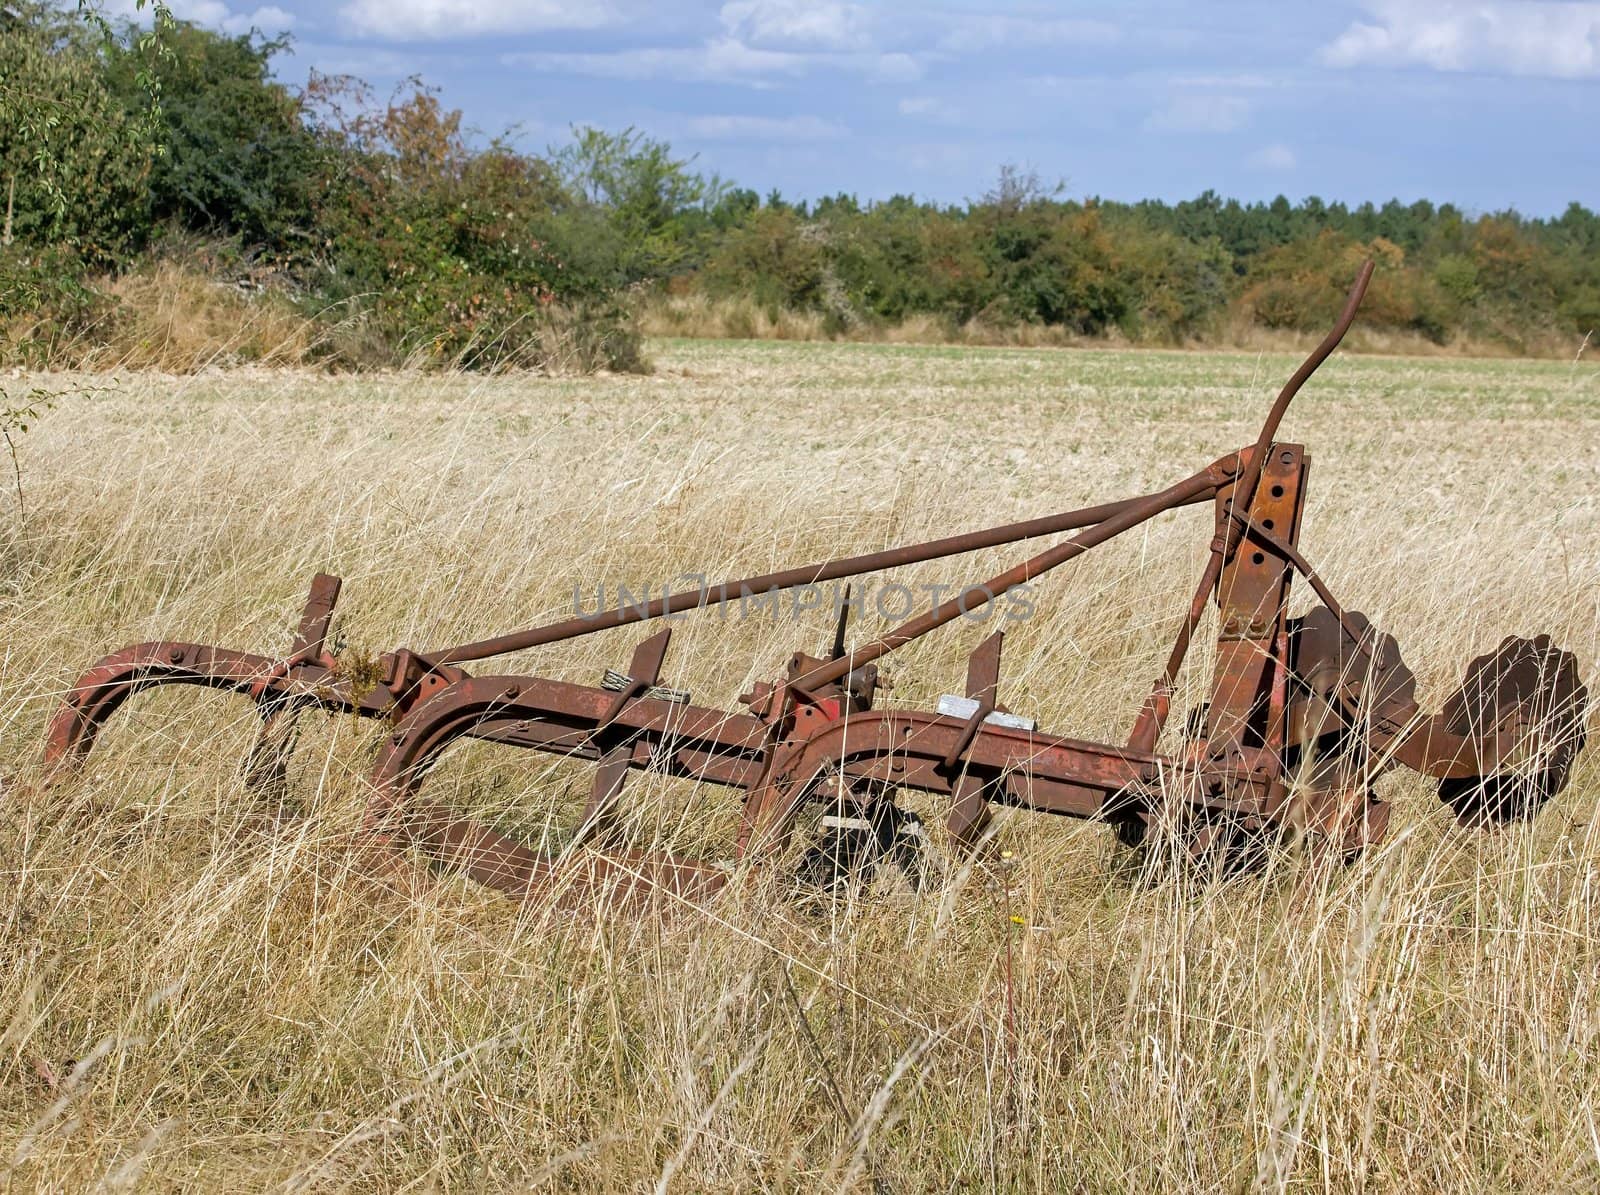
[1,339,1597,1191]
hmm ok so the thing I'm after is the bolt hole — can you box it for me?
[1262,518,1275,531]
[1270,484,1284,498]
[1251,552,1265,565]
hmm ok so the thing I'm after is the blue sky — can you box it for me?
[114,0,1600,214]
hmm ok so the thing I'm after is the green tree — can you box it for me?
[0,2,152,258]
[103,21,321,254]
[548,126,722,283]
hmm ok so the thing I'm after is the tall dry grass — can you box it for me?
[93,263,326,372]
[0,341,1597,1190]
[3,260,648,376]
[0,262,326,374]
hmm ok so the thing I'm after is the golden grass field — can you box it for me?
[1,338,1598,1191]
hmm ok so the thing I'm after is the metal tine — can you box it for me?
[575,628,673,846]
[947,631,1004,850]
[966,630,1003,708]
[241,573,342,804]
[830,585,852,661]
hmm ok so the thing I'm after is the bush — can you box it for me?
[299,83,643,371]
[0,3,152,261]
[104,22,324,257]
[0,247,114,365]
[701,207,828,313]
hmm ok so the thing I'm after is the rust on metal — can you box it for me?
[39,262,1593,907]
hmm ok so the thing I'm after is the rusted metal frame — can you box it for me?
[44,643,359,778]
[1199,445,1308,811]
[41,566,487,782]
[1237,514,1382,687]
[246,573,344,700]
[1385,711,1526,780]
[1226,508,1482,770]
[41,462,1234,786]
[939,700,996,775]
[367,674,770,815]
[40,639,475,782]
[734,707,1275,861]
[423,466,1238,666]
[361,670,766,900]
[36,260,1596,909]
[786,461,1236,697]
[1214,511,1570,788]
[1217,502,1539,790]
[1229,495,1416,841]
[358,640,1276,898]
[244,574,345,792]
[581,628,675,841]
[1189,448,1394,844]
[593,630,673,732]
[939,632,1004,773]
[1126,260,1376,754]
[355,447,1265,894]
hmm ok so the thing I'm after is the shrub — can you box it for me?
[0,3,151,261]
[0,246,114,365]
[103,22,324,258]
[303,81,643,371]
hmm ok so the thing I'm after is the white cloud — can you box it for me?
[349,0,914,81]
[339,0,614,40]
[686,113,845,140]
[295,42,418,79]
[505,40,800,84]
[897,95,960,123]
[1248,143,1297,170]
[507,38,920,86]
[933,14,1119,52]
[1143,94,1250,134]
[1320,1,1600,78]
[1167,73,1276,89]
[871,52,922,82]
[719,0,871,50]
[102,0,293,33]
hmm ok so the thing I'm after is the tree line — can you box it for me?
[3,6,1597,371]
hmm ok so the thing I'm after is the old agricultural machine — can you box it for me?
[40,263,1592,905]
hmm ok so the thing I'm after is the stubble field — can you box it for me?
[1,338,1598,1191]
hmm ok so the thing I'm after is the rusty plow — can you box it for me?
[40,262,1593,908]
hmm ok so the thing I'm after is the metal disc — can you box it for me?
[1436,635,1588,825]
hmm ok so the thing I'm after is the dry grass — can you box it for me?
[91,263,325,372]
[643,293,1592,360]
[0,261,326,373]
[642,293,1089,347]
[1,340,1598,1190]
[4,261,644,376]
